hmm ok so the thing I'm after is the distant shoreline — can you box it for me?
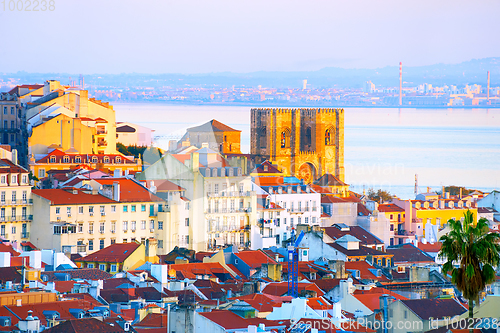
[112,100,500,109]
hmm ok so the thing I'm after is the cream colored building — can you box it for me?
[31,178,168,255]
[0,159,33,244]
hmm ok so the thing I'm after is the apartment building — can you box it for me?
[0,159,32,244]
[31,178,167,254]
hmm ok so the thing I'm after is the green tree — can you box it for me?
[367,188,392,203]
[439,210,500,326]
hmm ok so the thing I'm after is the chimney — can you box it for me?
[113,169,122,177]
[113,182,120,202]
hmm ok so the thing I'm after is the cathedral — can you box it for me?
[250,108,344,184]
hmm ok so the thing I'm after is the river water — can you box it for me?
[113,103,500,199]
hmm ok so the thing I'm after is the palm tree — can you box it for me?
[439,210,500,325]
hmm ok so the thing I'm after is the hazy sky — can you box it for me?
[0,0,498,74]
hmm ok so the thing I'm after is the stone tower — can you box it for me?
[250,108,344,184]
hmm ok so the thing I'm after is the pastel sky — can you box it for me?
[0,0,498,74]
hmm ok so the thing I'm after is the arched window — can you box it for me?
[91,156,98,163]
[104,156,110,163]
[325,126,335,146]
[49,156,56,163]
[62,155,70,163]
[115,156,121,163]
[305,127,312,146]
[75,156,81,163]
[280,127,291,148]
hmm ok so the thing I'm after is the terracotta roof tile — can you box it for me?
[33,189,116,205]
[76,242,141,263]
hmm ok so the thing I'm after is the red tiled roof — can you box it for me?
[313,173,347,187]
[198,310,287,330]
[417,241,442,253]
[187,119,240,133]
[32,189,116,205]
[345,261,390,282]
[134,312,168,328]
[386,243,435,264]
[0,159,29,175]
[35,149,135,164]
[262,282,324,297]
[401,298,467,320]
[94,178,164,202]
[0,242,20,256]
[44,318,125,333]
[170,262,231,279]
[323,224,383,246]
[76,242,141,263]
[230,293,292,312]
[171,154,191,164]
[353,288,407,311]
[252,161,282,174]
[141,179,185,192]
[234,250,278,269]
[378,204,405,213]
[311,278,341,292]
[53,280,89,293]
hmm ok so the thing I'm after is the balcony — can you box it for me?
[0,199,33,206]
[97,141,108,147]
[3,215,33,221]
[96,129,107,135]
[21,231,29,239]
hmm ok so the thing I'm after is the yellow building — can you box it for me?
[30,149,142,180]
[26,80,118,156]
[377,203,406,246]
[250,108,344,184]
[0,159,33,244]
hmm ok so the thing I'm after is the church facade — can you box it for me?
[250,108,344,184]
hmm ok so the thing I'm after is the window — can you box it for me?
[87,263,94,268]
[78,223,83,233]
[89,223,94,234]
[99,263,105,270]
[104,156,110,163]
[100,206,105,215]
[55,207,60,215]
[390,214,394,220]
[1,208,5,221]
[131,221,136,231]
[88,239,94,251]
[141,220,146,230]
[111,221,116,233]
[123,205,128,213]
[158,240,163,248]
[122,239,127,243]
[0,225,4,237]
[11,191,16,202]
[123,221,128,231]
[131,205,136,212]
[2,107,6,114]
[115,156,121,163]
[11,207,15,219]
[111,205,116,213]
[100,239,105,250]
[11,226,16,234]
[150,220,154,230]
[100,222,105,234]
[312,217,316,224]
[11,175,17,185]
[50,156,56,163]
[214,184,219,195]
[63,155,70,163]
[10,107,14,115]
[75,156,81,163]
[110,264,117,272]
[67,207,71,216]
[141,204,146,212]
[79,206,84,214]
[110,238,116,245]
[91,156,98,163]
[186,235,190,244]
[10,121,14,129]
[305,217,309,224]
[0,192,4,203]
[89,206,94,215]
[390,224,394,231]
[185,218,190,226]
[22,175,28,184]
[38,169,45,178]
[158,221,163,230]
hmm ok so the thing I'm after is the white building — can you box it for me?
[116,122,154,147]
